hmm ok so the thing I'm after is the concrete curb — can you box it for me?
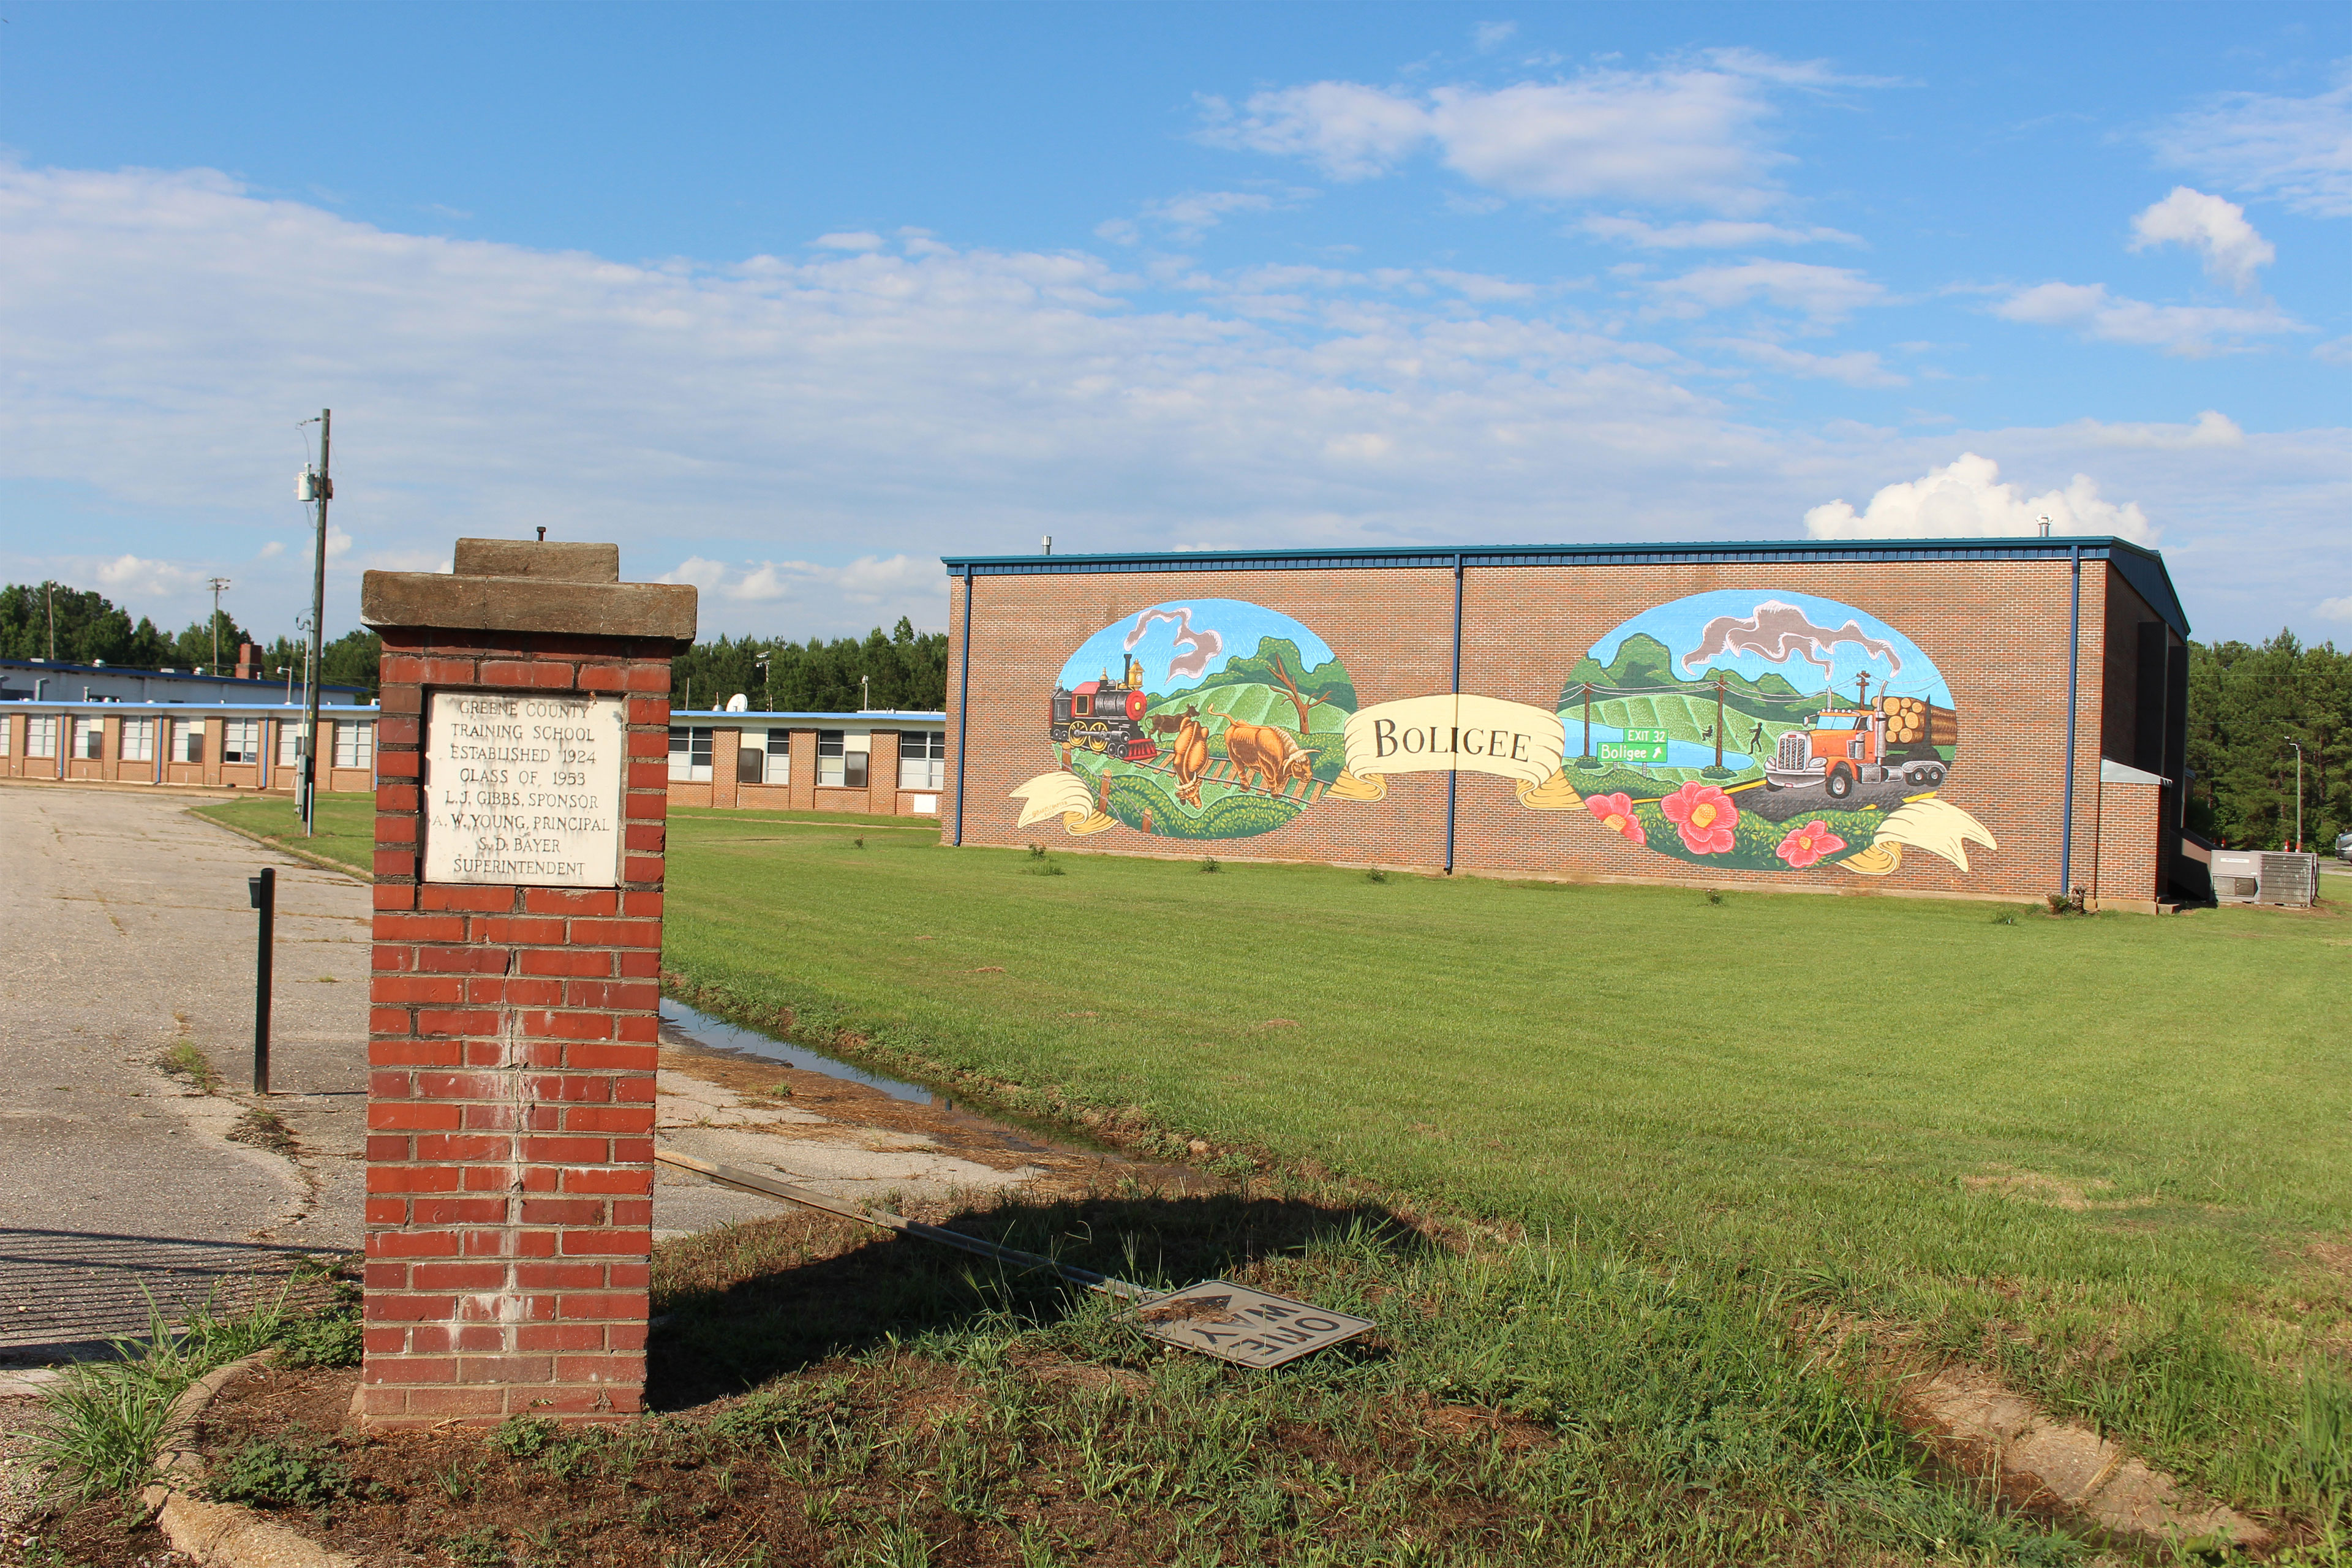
[186,810,374,884]
[138,1350,359,1568]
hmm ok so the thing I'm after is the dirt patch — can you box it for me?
[1961,1169,2152,1213]
[2309,1238,2352,1282]
[1893,1365,2272,1555]
[1420,1402,1551,1453]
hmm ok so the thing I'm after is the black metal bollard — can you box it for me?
[248,867,275,1094]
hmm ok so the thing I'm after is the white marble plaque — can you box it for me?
[423,692,628,886]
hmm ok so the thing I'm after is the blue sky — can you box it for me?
[1,2,2346,646]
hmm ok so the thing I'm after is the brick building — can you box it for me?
[0,700,382,794]
[663,710,949,816]
[941,538,2204,911]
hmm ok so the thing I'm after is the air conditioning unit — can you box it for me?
[2209,850,2317,907]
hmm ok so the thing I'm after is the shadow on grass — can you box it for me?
[648,1185,1424,1409]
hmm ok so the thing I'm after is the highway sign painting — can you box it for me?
[1126,1280,1375,1368]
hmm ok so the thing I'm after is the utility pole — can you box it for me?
[300,410,333,836]
[45,582,55,661]
[861,674,870,711]
[208,578,232,672]
[1713,673,1727,771]
[2284,736,2304,851]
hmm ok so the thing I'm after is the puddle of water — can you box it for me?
[658,998,933,1103]
[655,997,1136,1163]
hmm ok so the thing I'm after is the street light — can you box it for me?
[754,653,772,712]
[208,578,233,671]
[2283,736,2304,851]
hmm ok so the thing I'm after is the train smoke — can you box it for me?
[1682,599,1901,680]
[1125,606,1223,680]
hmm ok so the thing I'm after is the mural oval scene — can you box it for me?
[1558,590,1991,878]
[1014,599,1358,841]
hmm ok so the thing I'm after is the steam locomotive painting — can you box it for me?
[1049,653,1160,763]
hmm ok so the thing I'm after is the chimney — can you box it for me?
[236,643,258,682]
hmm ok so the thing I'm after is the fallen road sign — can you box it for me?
[1125,1279,1374,1368]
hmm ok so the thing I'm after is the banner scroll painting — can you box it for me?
[1011,592,1994,880]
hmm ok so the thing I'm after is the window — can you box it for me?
[0,718,10,756]
[222,718,260,764]
[736,728,781,785]
[668,726,713,782]
[818,730,870,788]
[172,719,205,764]
[278,723,301,766]
[122,717,156,763]
[334,722,374,769]
[898,730,946,790]
[75,718,105,760]
[27,716,58,758]
[764,728,791,785]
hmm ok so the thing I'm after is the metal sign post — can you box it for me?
[247,867,274,1094]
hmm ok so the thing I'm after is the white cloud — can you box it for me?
[2154,77,2352,218]
[91,554,206,596]
[1423,268,1540,302]
[2065,410,2243,450]
[1713,339,1905,387]
[1472,20,1517,52]
[2316,595,2352,623]
[2316,334,2352,366]
[1106,189,1291,244]
[812,231,885,251]
[0,159,2345,644]
[1580,214,1861,249]
[2128,187,2274,291]
[1649,260,1883,321]
[1992,281,2302,356]
[1197,59,1831,213]
[659,554,944,627]
[1803,453,2154,544]
[255,540,285,559]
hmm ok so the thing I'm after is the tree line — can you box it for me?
[670,619,950,713]
[2185,633,2348,851]
[1,581,382,696]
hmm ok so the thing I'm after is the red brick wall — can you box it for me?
[947,559,2122,902]
[2094,779,2160,904]
[364,627,673,1425]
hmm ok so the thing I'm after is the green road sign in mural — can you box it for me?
[1597,728,1669,766]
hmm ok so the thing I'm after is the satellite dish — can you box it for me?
[725,693,749,712]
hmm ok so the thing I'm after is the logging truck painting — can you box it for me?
[1561,591,1992,878]
[1022,600,1357,840]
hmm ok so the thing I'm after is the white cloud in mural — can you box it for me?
[1802,453,2155,545]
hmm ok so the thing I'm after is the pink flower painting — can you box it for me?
[1585,792,1646,846]
[1659,782,1738,855]
[1774,819,1848,869]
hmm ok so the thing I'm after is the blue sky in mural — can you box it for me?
[1058,601,1338,698]
[0,3,2345,645]
[1589,591,1953,709]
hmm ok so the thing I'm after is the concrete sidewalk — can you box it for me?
[0,785,371,1359]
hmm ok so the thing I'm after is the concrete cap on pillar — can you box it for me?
[361,538,695,642]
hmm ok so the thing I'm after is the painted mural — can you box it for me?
[1012,600,1358,840]
[1558,590,1994,877]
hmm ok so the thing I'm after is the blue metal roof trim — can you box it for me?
[940,537,2188,636]
[668,710,948,723]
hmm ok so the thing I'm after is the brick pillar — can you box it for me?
[358,539,696,1427]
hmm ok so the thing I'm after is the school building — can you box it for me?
[939,537,2206,911]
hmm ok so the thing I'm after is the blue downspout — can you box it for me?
[1446,552,1463,874]
[952,569,973,846]
[2060,546,2081,897]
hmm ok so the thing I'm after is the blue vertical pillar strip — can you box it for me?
[1446,553,1463,874]
[2060,545,2081,896]
[952,568,974,847]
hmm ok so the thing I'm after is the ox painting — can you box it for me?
[1022,600,1358,840]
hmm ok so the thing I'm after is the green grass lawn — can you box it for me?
[192,793,377,878]
[662,820,2352,1527]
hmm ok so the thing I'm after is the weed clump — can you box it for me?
[203,1435,356,1512]
[157,1041,221,1094]
[1199,856,1219,873]
[1364,869,1389,884]
[227,1104,297,1156]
